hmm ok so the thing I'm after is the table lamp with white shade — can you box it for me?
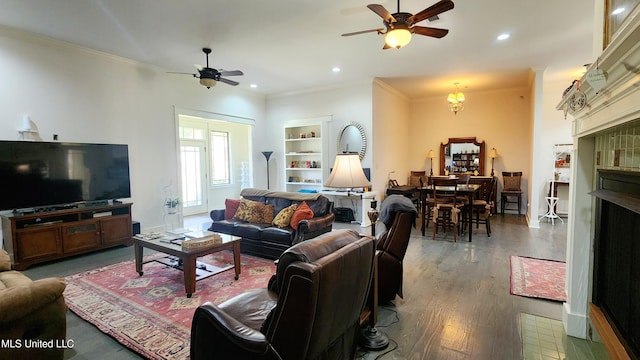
[324,153,371,192]
[428,149,436,176]
[488,148,498,177]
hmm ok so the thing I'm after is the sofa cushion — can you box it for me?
[0,250,11,271]
[302,196,331,217]
[290,201,314,230]
[225,199,241,220]
[231,223,266,239]
[260,227,296,245]
[233,199,266,223]
[261,204,275,223]
[265,197,293,215]
[209,219,238,234]
[272,204,297,228]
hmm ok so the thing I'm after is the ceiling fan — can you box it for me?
[342,0,455,49]
[169,48,243,88]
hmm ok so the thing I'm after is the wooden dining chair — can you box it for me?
[409,171,427,211]
[456,173,472,204]
[431,178,464,242]
[501,172,523,215]
[423,176,435,229]
[470,177,497,236]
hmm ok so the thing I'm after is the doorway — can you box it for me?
[176,111,253,217]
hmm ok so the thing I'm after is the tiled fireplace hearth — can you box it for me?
[559,4,640,359]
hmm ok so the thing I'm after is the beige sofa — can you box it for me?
[0,249,67,360]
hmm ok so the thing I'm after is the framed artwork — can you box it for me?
[603,0,639,49]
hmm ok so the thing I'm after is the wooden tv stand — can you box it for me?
[1,203,133,270]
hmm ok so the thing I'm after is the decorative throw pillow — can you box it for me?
[272,204,297,228]
[233,199,265,223]
[290,201,314,230]
[224,199,241,220]
[261,204,275,224]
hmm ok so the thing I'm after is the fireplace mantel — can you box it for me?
[558,4,640,138]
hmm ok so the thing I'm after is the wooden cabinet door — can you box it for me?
[15,226,62,261]
[62,220,101,253]
[100,215,132,245]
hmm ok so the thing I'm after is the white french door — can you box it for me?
[180,140,207,216]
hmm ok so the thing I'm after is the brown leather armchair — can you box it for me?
[0,249,67,360]
[190,229,375,360]
[376,195,417,303]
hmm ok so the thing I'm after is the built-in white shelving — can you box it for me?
[283,117,330,192]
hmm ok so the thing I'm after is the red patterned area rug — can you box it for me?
[510,255,567,302]
[64,251,275,360]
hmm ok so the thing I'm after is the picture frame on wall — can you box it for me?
[603,0,640,49]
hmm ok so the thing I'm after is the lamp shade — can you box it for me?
[385,28,412,49]
[428,149,435,159]
[324,153,371,188]
[489,148,498,158]
[200,78,217,88]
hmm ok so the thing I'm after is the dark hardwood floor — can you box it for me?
[21,213,594,359]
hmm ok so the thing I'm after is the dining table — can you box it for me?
[419,183,482,242]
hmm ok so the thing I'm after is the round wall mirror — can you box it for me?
[337,121,367,160]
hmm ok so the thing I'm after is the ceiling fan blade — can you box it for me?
[219,70,243,77]
[409,0,454,25]
[412,26,449,38]
[342,28,385,36]
[167,71,197,76]
[367,4,395,23]
[218,77,239,86]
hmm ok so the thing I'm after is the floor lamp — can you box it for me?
[363,199,389,350]
[261,151,273,189]
[324,153,388,351]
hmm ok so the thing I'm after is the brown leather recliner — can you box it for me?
[190,229,375,360]
[0,249,67,360]
[376,195,417,303]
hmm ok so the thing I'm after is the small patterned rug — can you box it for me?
[510,256,567,302]
[64,251,275,360]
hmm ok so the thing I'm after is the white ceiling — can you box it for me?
[0,0,596,99]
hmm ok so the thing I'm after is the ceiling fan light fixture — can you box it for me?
[200,77,217,89]
[385,28,412,49]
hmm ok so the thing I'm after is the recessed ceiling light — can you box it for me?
[497,33,510,41]
[612,7,625,15]
[250,84,257,88]
[332,67,341,73]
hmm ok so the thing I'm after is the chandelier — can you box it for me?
[447,82,465,114]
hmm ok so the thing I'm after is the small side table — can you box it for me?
[539,179,564,224]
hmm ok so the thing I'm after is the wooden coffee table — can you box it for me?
[133,232,241,297]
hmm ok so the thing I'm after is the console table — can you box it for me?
[320,190,380,227]
[1,203,133,270]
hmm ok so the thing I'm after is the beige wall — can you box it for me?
[408,86,533,208]
[372,80,411,194]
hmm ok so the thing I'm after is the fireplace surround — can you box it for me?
[591,169,640,359]
[558,3,640,359]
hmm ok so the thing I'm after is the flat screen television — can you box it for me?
[0,141,131,211]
